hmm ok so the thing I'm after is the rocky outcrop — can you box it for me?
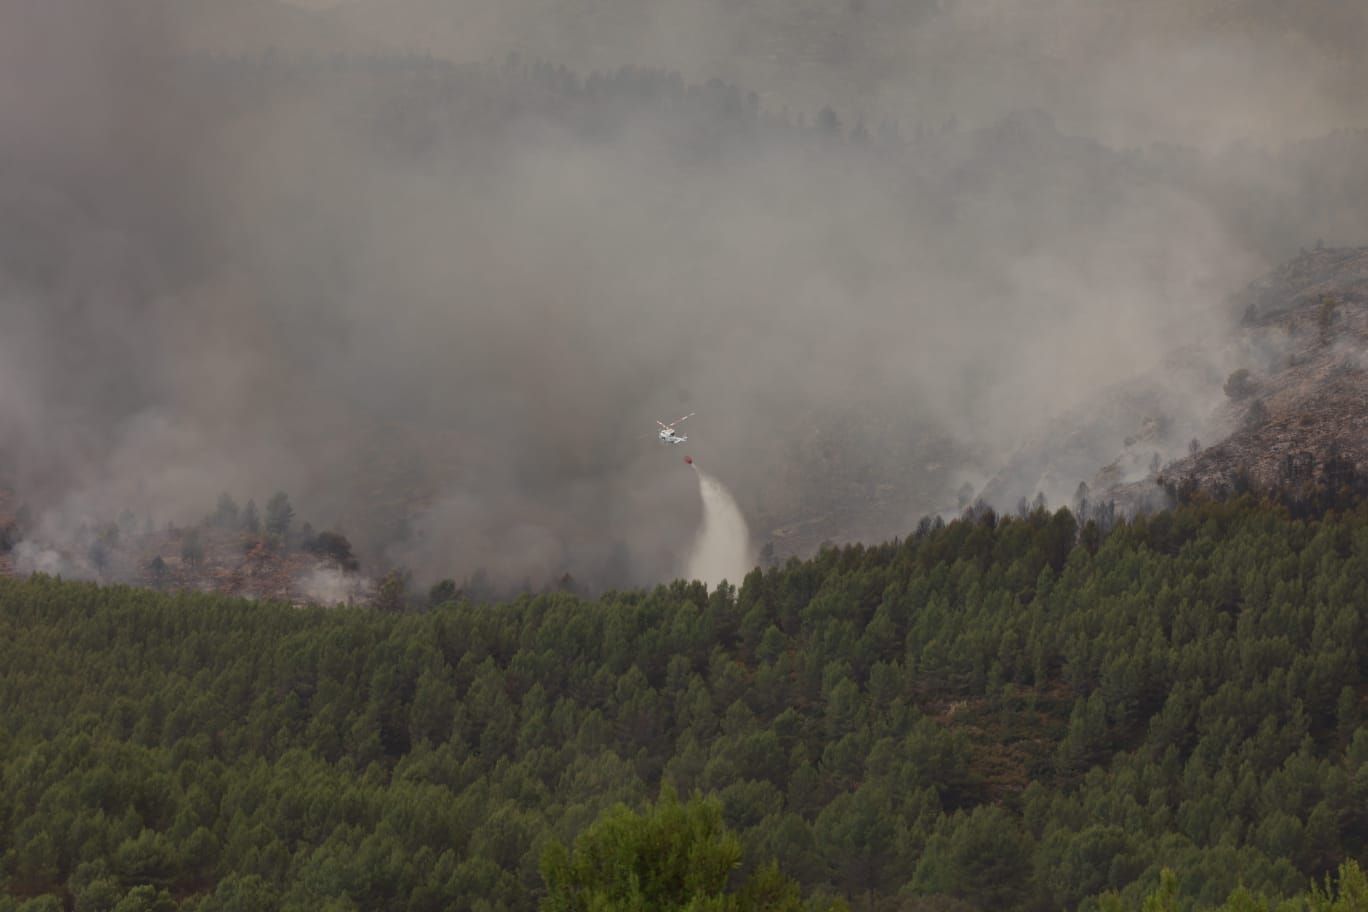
[1137,247,1368,503]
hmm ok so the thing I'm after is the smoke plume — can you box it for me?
[3,1,1368,590]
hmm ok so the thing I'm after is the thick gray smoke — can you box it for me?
[3,0,1368,590]
[684,465,754,588]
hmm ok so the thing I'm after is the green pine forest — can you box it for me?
[1,496,1366,911]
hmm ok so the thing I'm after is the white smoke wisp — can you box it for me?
[296,565,370,607]
[684,466,754,588]
[12,540,77,578]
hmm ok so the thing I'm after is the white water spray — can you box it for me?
[685,465,754,587]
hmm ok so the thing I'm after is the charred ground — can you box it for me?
[1151,247,1368,503]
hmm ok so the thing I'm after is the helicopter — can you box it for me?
[656,412,695,444]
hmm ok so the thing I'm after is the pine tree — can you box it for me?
[241,499,260,534]
[265,491,294,538]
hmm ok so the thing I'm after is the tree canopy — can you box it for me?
[540,786,831,912]
[0,495,1364,910]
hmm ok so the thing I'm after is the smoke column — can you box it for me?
[685,465,754,587]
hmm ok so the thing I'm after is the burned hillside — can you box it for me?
[1150,246,1368,503]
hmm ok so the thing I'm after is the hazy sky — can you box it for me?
[3,0,1366,590]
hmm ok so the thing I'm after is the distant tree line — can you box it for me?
[175,47,1368,269]
[1161,447,1368,519]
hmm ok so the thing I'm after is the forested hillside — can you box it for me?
[1,496,1365,911]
